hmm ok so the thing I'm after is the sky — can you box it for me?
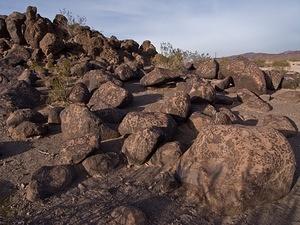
[0,0,299,57]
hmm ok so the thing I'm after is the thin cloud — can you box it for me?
[0,0,299,56]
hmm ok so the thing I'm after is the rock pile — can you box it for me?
[0,5,298,223]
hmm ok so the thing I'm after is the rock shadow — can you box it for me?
[0,140,32,159]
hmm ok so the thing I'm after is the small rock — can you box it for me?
[68,83,90,104]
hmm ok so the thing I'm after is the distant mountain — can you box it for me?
[229,51,300,61]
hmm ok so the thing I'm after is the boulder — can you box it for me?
[237,89,272,112]
[122,128,163,165]
[0,17,9,38]
[114,63,137,81]
[2,45,31,66]
[88,81,132,110]
[194,59,218,79]
[100,123,120,140]
[264,70,283,90]
[68,83,90,104]
[211,76,233,91]
[140,67,182,87]
[177,125,295,215]
[121,39,139,53]
[139,40,157,58]
[18,69,38,85]
[26,165,75,201]
[61,134,101,164]
[273,90,300,103]
[24,6,51,48]
[0,81,42,113]
[8,121,47,140]
[257,114,298,138]
[6,108,45,127]
[81,69,123,92]
[118,111,177,140]
[217,57,267,94]
[188,111,231,132]
[145,91,191,120]
[82,152,120,177]
[5,12,26,44]
[149,141,182,168]
[60,103,102,140]
[281,76,298,89]
[110,206,147,225]
[40,33,63,56]
[177,80,216,103]
[47,106,64,124]
[93,108,126,124]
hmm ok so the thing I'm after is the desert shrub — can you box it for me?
[47,59,72,104]
[152,42,210,72]
[272,60,290,70]
[59,8,87,26]
[254,59,267,67]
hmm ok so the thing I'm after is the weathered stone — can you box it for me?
[68,83,90,104]
[219,107,242,124]
[60,103,102,140]
[18,69,38,85]
[149,141,182,168]
[194,59,218,79]
[121,39,139,53]
[237,89,272,112]
[0,38,9,54]
[5,12,26,44]
[217,57,267,94]
[100,123,120,141]
[8,121,47,140]
[140,67,182,87]
[177,80,216,103]
[2,45,31,66]
[281,76,298,89]
[6,108,45,127]
[93,108,126,124]
[0,17,9,38]
[26,165,75,201]
[264,70,283,90]
[273,90,300,103]
[70,61,90,77]
[82,152,120,177]
[61,134,101,164]
[211,76,233,91]
[122,128,163,165]
[40,33,63,56]
[24,6,51,48]
[145,91,191,120]
[257,114,298,138]
[0,81,42,113]
[47,106,64,124]
[88,81,132,109]
[81,69,122,92]
[177,125,295,215]
[139,40,157,58]
[110,206,147,225]
[114,63,137,81]
[118,111,177,140]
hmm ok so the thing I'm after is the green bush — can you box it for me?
[272,60,290,69]
[254,59,267,67]
[47,59,72,104]
[152,42,210,72]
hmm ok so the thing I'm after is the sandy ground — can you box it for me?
[0,83,300,225]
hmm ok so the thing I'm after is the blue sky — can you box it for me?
[1,0,299,56]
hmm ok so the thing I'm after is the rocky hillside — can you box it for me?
[0,6,300,225]
[230,51,300,61]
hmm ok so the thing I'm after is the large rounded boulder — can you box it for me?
[217,57,267,94]
[177,125,295,215]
